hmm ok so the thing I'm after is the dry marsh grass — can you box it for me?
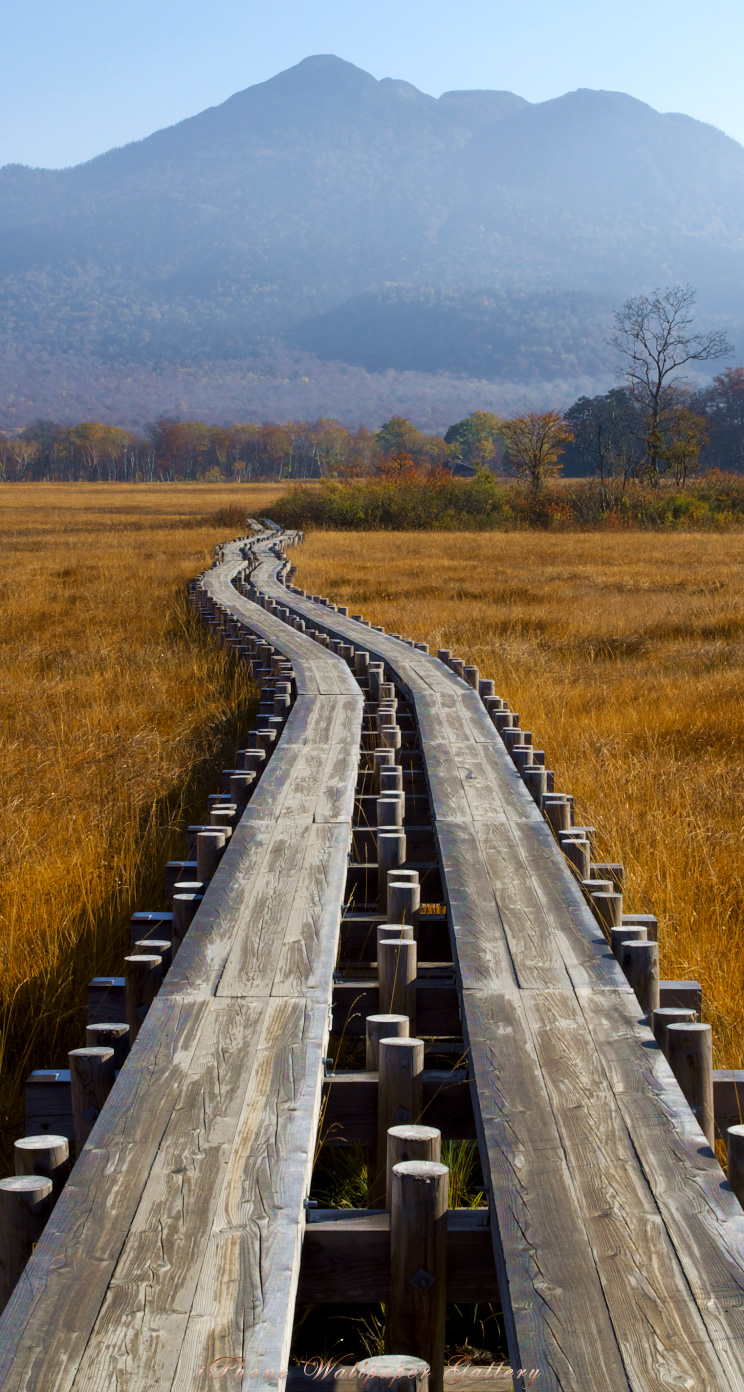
[296,530,744,1074]
[0,482,284,1160]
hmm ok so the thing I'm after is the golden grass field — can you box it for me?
[295,530,744,1077]
[0,482,283,1160]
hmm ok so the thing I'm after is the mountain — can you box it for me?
[0,55,742,428]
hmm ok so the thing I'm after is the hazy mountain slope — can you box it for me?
[0,54,742,424]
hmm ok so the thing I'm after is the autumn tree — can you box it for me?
[662,406,709,486]
[444,411,502,471]
[376,417,451,472]
[611,285,730,480]
[501,411,573,491]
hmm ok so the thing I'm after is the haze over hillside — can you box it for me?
[0,54,741,430]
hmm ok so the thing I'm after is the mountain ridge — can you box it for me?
[0,54,741,428]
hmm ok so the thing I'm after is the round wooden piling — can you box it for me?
[504,727,531,754]
[652,1007,696,1059]
[727,1125,744,1207]
[478,679,495,700]
[196,829,226,882]
[86,1022,131,1070]
[561,837,591,879]
[375,1037,425,1206]
[386,1124,441,1210]
[378,830,407,912]
[354,651,370,678]
[124,954,163,1042]
[380,767,403,794]
[668,1022,715,1145]
[365,1014,409,1070]
[14,1135,70,1200]
[353,1355,430,1392]
[172,893,203,952]
[133,938,172,973]
[379,938,417,1025]
[523,765,547,806]
[378,923,414,954]
[0,1176,53,1311]
[387,880,421,932]
[374,748,395,789]
[450,658,464,678]
[610,923,646,957]
[436,649,452,665]
[543,797,572,833]
[69,1046,115,1153]
[377,797,404,829]
[463,665,479,689]
[387,1160,448,1391]
[619,940,660,1015]
[591,891,623,934]
[210,806,238,833]
[511,745,534,771]
[380,726,402,759]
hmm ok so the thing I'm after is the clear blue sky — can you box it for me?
[3,0,744,169]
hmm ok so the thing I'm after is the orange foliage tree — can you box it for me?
[501,411,574,492]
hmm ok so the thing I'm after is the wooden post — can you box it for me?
[463,665,479,689]
[378,830,407,912]
[377,796,404,829]
[437,649,452,665]
[591,891,623,934]
[652,1007,696,1059]
[14,1135,70,1200]
[365,1014,409,1070]
[511,745,534,771]
[196,829,226,881]
[522,765,546,806]
[375,1037,424,1207]
[380,767,403,794]
[69,1046,115,1153]
[727,1125,744,1207]
[386,1124,441,1210]
[543,796,572,833]
[374,748,396,789]
[667,1022,715,1146]
[85,1021,130,1070]
[379,939,417,1026]
[387,1160,448,1392]
[610,923,646,957]
[124,954,163,1042]
[353,1356,429,1392]
[561,837,591,879]
[450,658,464,678]
[229,773,254,808]
[172,893,202,952]
[478,679,495,700]
[387,880,421,932]
[355,651,370,677]
[380,726,402,760]
[0,1176,53,1311]
[619,940,660,1015]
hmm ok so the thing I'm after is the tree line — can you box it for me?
[1,287,740,489]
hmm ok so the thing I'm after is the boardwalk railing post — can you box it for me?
[352,1356,430,1392]
[13,1135,70,1201]
[124,954,163,1042]
[379,938,417,1028]
[652,1007,696,1059]
[69,1046,115,1153]
[619,939,660,1016]
[668,1022,715,1146]
[378,830,407,912]
[387,1160,449,1392]
[375,1037,424,1207]
[387,879,421,933]
[0,1176,53,1312]
[366,1014,409,1070]
[386,1124,441,1210]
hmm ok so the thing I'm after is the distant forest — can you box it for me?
[2,368,743,485]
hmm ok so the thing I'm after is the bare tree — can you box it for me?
[611,285,730,480]
[501,411,573,492]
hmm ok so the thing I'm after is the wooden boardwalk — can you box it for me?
[1,528,743,1391]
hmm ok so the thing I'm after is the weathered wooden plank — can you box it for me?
[0,997,208,1391]
[464,988,632,1392]
[526,988,732,1391]
[70,997,268,1390]
[575,987,744,1386]
[172,996,327,1386]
